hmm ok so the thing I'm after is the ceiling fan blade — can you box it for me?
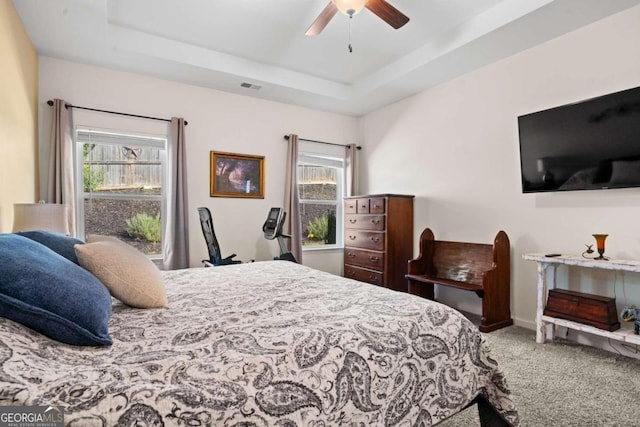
[305,2,338,36]
[365,0,409,29]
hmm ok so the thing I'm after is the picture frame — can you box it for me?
[210,151,265,198]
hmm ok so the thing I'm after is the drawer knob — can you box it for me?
[347,252,356,258]
[349,219,357,224]
[349,235,356,240]
[370,219,380,224]
[370,237,380,242]
[369,276,379,282]
[369,256,379,262]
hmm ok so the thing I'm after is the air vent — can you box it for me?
[240,82,262,90]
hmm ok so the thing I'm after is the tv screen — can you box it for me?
[518,85,640,193]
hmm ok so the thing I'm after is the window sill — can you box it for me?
[302,245,344,253]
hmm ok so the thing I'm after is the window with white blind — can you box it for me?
[297,149,345,249]
[75,128,167,257]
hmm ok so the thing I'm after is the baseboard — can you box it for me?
[512,317,536,330]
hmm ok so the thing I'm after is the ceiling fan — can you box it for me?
[306,0,410,36]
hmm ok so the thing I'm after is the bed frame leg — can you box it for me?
[475,396,513,427]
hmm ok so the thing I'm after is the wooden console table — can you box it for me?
[523,254,640,346]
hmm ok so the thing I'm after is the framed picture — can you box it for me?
[210,151,265,198]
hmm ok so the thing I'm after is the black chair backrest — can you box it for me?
[197,207,224,266]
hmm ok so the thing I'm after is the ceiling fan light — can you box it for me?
[331,0,368,16]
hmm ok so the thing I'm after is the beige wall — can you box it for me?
[39,57,358,272]
[0,0,38,232]
[360,5,640,353]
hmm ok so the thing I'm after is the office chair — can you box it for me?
[197,207,241,267]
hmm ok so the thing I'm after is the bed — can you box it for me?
[0,234,519,426]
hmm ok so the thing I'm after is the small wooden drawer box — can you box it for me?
[544,289,620,331]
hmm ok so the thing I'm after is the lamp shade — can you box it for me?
[12,203,70,235]
[332,0,368,16]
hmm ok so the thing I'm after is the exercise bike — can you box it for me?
[262,207,297,263]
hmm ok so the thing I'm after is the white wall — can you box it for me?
[38,57,358,273]
[360,5,640,351]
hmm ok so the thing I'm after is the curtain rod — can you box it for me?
[284,135,361,150]
[46,100,188,126]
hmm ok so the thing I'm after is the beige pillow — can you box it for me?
[74,235,167,308]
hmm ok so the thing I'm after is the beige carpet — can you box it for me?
[438,324,640,426]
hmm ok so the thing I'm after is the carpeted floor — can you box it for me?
[438,324,640,426]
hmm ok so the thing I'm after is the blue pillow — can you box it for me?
[16,230,84,265]
[0,234,112,346]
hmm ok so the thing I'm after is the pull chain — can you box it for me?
[348,15,353,53]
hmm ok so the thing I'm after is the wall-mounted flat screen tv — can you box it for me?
[518,85,640,193]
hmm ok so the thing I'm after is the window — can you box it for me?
[75,128,167,257]
[298,147,345,249]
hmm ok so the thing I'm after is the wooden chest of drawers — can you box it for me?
[343,194,414,292]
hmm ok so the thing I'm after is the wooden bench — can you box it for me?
[406,228,513,332]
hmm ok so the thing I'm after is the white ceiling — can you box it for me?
[13,0,640,116]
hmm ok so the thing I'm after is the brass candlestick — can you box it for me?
[582,244,594,259]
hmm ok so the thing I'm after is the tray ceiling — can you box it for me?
[13,0,640,116]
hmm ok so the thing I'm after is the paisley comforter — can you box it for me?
[0,261,518,426]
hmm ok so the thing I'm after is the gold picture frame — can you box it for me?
[210,151,265,198]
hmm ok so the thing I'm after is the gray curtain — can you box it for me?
[46,99,76,235]
[346,143,358,197]
[284,134,303,263]
[163,117,190,270]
